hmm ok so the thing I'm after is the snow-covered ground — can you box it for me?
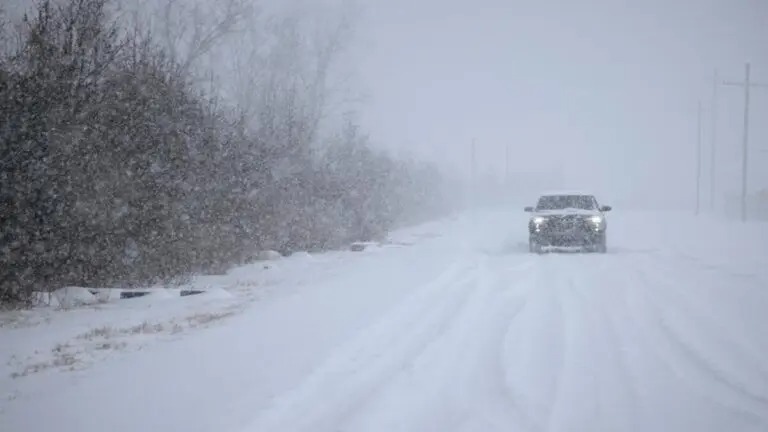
[2,209,768,432]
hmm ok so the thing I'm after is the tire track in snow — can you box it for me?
[563,255,645,432]
[539,259,581,432]
[609,252,749,431]
[638,252,768,382]
[434,254,540,432]
[509,250,766,432]
[649,249,768,342]
[341,255,540,432]
[238,258,492,432]
[545,254,636,431]
[501,255,572,432]
[632,254,768,407]
[661,245,768,288]
[484,256,545,432]
[619,254,768,429]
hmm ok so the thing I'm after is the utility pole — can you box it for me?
[470,138,477,209]
[504,143,510,188]
[696,100,703,216]
[723,63,768,222]
[710,69,718,212]
[739,63,750,222]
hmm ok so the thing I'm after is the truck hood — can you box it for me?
[533,208,601,217]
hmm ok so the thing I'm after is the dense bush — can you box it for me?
[0,0,453,306]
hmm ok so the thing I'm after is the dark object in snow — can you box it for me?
[120,291,150,300]
[180,290,204,297]
[350,243,367,252]
[525,192,611,254]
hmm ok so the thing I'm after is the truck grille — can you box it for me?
[546,215,586,231]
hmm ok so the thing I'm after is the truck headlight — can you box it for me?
[589,215,603,225]
[532,216,546,225]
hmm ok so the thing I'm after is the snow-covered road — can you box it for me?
[3,210,768,432]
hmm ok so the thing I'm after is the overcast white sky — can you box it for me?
[352,0,768,209]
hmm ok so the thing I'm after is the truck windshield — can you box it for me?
[536,195,596,210]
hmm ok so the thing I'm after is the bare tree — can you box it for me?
[0,6,8,56]
[303,0,360,141]
[118,0,253,85]
[158,0,253,80]
[267,1,359,144]
[0,2,28,57]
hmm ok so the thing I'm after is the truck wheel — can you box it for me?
[529,238,543,254]
[596,234,607,253]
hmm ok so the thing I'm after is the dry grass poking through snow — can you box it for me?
[9,310,236,379]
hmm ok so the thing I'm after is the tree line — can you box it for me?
[0,0,454,306]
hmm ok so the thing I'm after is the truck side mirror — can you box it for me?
[524,206,534,212]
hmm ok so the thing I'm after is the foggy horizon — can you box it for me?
[353,0,768,209]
